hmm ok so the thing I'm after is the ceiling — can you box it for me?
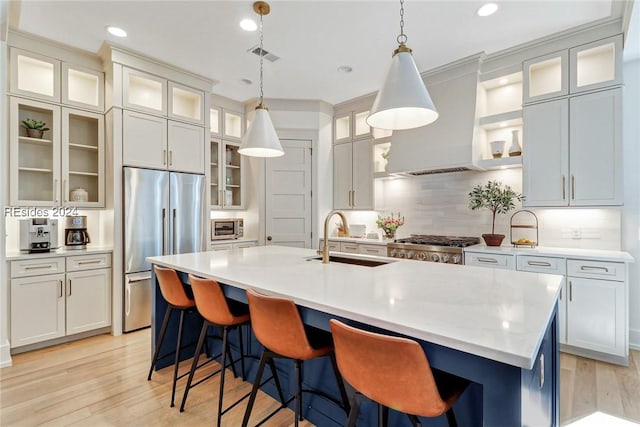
[10,1,622,105]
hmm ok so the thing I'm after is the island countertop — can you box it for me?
[147,245,562,370]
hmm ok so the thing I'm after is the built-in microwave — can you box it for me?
[211,218,244,240]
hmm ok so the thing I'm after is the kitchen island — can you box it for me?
[148,245,562,426]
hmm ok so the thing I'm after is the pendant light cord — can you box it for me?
[397,0,407,45]
[259,12,264,106]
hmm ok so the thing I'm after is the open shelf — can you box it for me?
[476,155,522,170]
[19,136,53,145]
[478,110,523,129]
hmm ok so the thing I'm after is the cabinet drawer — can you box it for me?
[319,239,341,252]
[517,255,566,275]
[358,244,387,257]
[66,253,112,272]
[465,252,515,270]
[11,257,66,278]
[567,259,625,281]
[340,242,359,254]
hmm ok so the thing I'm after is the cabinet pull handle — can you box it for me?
[559,287,562,300]
[562,176,565,200]
[64,179,68,202]
[161,208,167,256]
[68,279,72,296]
[580,265,608,272]
[366,249,378,253]
[569,281,572,302]
[163,149,167,165]
[78,260,101,265]
[539,353,545,389]
[528,261,551,267]
[173,209,177,254]
[54,178,59,203]
[352,190,356,207]
[478,257,498,263]
[25,264,53,270]
[571,175,575,200]
[59,280,63,298]
[347,190,351,207]
[220,189,224,206]
[169,150,173,166]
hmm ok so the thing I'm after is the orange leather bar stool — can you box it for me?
[329,319,470,427]
[147,265,198,408]
[179,275,251,427]
[242,289,350,427]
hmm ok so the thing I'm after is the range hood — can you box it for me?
[386,55,483,175]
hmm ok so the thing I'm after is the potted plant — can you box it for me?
[21,119,50,139]
[468,180,523,246]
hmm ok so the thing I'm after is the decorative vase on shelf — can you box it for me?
[382,227,396,239]
[489,140,505,158]
[509,130,522,157]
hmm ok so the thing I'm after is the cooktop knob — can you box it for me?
[431,254,440,262]
[398,251,406,258]
[416,252,426,261]
[390,249,397,257]
[405,251,414,259]
[442,254,450,263]
[452,255,461,264]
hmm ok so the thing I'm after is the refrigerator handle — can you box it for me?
[173,208,177,254]
[162,208,167,256]
[126,284,131,316]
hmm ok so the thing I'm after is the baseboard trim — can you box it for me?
[0,340,13,367]
[10,328,111,355]
[560,343,628,366]
[630,328,640,350]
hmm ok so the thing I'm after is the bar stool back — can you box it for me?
[147,265,196,407]
[242,288,350,427]
[329,319,469,427]
[179,275,251,427]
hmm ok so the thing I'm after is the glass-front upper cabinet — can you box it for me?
[334,113,351,143]
[62,63,104,112]
[523,50,568,104]
[210,107,221,137]
[10,48,61,103]
[123,67,167,115]
[223,110,243,141]
[210,138,245,209]
[570,35,622,94]
[168,82,204,124]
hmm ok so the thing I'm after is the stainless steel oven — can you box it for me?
[211,218,244,240]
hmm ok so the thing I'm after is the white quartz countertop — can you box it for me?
[322,236,388,246]
[6,246,113,260]
[147,245,562,369]
[464,245,634,262]
[210,238,258,245]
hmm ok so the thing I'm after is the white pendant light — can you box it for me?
[367,0,438,131]
[239,1,284,158]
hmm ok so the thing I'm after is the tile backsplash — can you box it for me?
[342,169,621,251]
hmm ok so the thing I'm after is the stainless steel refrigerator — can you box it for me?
[123,167,206,332]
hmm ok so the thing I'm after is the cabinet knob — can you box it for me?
[267,236,272,241]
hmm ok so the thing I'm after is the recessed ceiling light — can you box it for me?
[337,65,353,73]
[106,26,127,38]
[477,3,499,17]
[499,78,509,85]
[240,19,257,31]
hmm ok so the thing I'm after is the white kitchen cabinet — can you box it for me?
[222,110,244,141]
[168,120,205,173]
[62,62,104,112]
[123,111,205,174]
[11,273,66,347]
[10,98,105,207]
[209,239,257,251]
[123,110,168,169]
[464,252,515,270]
[168,81,204,124]
[566,276,625,356]
[66,268,112,334]
[340,242,359,254]
[10,252,112,350]
[318,239,341,252]
[333,138,374,210]
[358,244,387,257]
[523,88,621,207]
[210,138,245,209]
[569,35,623,94]
[523,50,568,103]
[123,67,167,115]
[10,48,61,103]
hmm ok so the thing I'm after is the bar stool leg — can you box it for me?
[170,309,186,407]
[238,325,246,380]
[445,409,457,427]
[147,305,172,380]
[179,321,209,412]
[378,404,389,427]
[216,326,230,427]
[295,359,303,425]
[242,350,269,427]
[329,351,351,412]
[266,354,286,405]
[408,414,422,427]
[346,392,360,427]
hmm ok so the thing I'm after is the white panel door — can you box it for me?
[352,138,374,209]
[569,88,622,206]
[122,110,167,170]
[66,269,112,335]
[333,142,353,209]
[523,99,569,207]
[167,120,205,174]
[266,139,312,248]
[566,277,625,356]
[11,273,66,347]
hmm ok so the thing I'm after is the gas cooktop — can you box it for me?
[394,235,481,248]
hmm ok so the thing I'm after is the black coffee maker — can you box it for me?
[65,216,91,249]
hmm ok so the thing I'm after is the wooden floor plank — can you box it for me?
[2,330,640,426]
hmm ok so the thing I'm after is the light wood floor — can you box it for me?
[1,330,638,426]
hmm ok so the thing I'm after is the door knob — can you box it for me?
[267,236,273,241]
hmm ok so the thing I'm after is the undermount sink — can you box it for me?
[305,255,395,267]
